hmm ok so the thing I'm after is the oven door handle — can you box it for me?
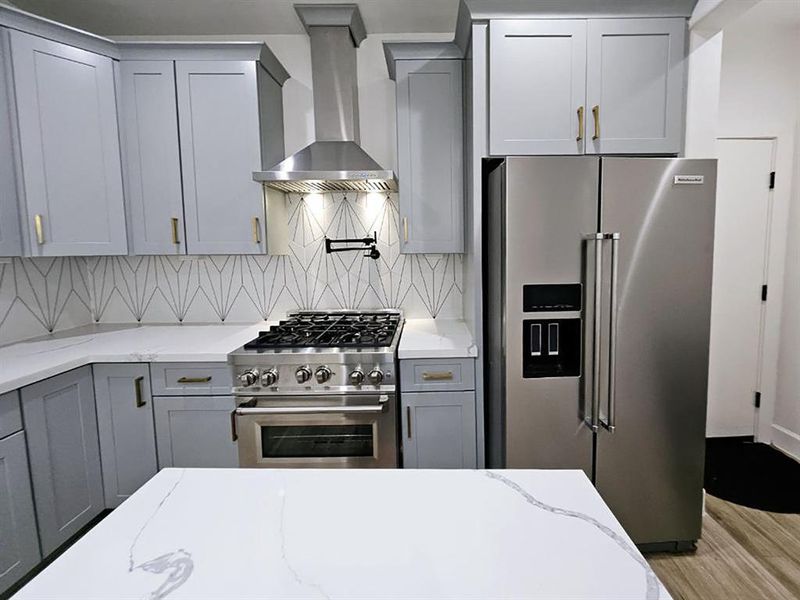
[235,404,386,416]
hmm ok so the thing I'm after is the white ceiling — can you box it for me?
[9,0,461,36]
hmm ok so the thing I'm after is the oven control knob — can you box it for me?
[295,366,312,384]
[349,369,365,386]
[239,369,259,387]
[368,368,384,386]
[315,366,332,384]
[261,368,279,387]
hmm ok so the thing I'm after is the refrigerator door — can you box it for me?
[496,157,599,474]
[596,158,716,546]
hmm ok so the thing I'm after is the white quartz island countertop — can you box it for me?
[0,323,270,395]
[398,318,477,359]
[13,469,670,600]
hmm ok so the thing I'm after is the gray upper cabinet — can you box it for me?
[21,366,104,557]
[395,58,464,253]
[0,30,21,257]
[585,18,685,155]
[8,30,127,256]
[489,20,587,156]
[177,60,273,255]
[119,61,185,255]
[402,391,477,469]
[0,431,41,595]
[153,395,238,468]
[119,43,288,256]
[93,364,158,508]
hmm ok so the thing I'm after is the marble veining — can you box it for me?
[128,470,194,600]
[486,471,660,600]
[278,488,331,599]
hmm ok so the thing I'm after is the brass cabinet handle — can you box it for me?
[34,214,45,245]
[407,406,412,439]
[177,376,212,384]
[576,106,584,141]
[171,217,180,245]
[230,410,238,442]
[134,376,146,408]
[422,371,454,381]
[592,105,600,140]
[252,216,261,244]
[403,217,408,243]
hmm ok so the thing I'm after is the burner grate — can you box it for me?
[243,311,401,350]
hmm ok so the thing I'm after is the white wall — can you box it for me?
[713,1,800,452]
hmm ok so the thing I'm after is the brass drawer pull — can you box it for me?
[134,376,146,408]
[576,106,584,141]
[422,371,454,381]
[592,105,600,140]
[177,376,212,384]
[34,214,45,245]
[403,217,409,243]
[252,216,261,244]
[171,217,180,245]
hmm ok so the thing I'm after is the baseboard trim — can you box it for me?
[771,424,800,462]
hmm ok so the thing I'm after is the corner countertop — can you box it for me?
[13,468,670,600]
[0,323,272,396]
[398,319,477,359]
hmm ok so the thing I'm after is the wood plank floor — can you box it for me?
[648,494,800,600]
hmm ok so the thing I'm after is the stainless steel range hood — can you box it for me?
[254,4,397,193]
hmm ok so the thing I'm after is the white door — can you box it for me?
[706,138,774,437]
[489,20,587,155]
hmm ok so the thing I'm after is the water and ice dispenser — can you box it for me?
[521,284,582,378]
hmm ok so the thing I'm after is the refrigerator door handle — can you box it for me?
[584,233,604,432]
[601,233,620,432]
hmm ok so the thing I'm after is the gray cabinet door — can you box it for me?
[0,29,22,257]
[489,20,587,155]
[120,61,185,255]
[9,30,127,256]
[21,366,103,557]
[585,18,685,155]
[176,60,266,255]
[396,59,464,253]
[153,395,238,468]
[0,431,40,596]
[93,364,158,509]
[402,391,476,469]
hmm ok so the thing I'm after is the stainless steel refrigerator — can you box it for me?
[484,156,717,550]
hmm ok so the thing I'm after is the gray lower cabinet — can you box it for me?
[402,391,477,469]
[0,431,40,596]
[7,30,127,256]
[153,396,238,468]
[394,58,464,253]
[21,366,104,557]
[93,364,158,508]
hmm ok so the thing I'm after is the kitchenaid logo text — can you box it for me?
[673,175,704,185]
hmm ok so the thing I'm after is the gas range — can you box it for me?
[228,310,403,468]
[228,309,403,396]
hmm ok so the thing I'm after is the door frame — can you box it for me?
[716,136,777,442]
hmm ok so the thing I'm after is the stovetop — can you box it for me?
[242,310,403,351]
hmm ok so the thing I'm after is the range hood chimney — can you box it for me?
[254,4,397,193]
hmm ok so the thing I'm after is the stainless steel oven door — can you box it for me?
[234,393,398,468]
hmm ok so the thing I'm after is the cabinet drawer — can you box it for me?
[0,391,22,439]
[400,359,475,392]
[150,363,232,396]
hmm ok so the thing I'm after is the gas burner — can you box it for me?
[243,310,402,350]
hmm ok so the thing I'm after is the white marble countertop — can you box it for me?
[13,468,669,600]
[0,323,271,395]
[398,319,477,359]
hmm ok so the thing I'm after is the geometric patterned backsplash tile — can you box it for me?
[0,193,463,345]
